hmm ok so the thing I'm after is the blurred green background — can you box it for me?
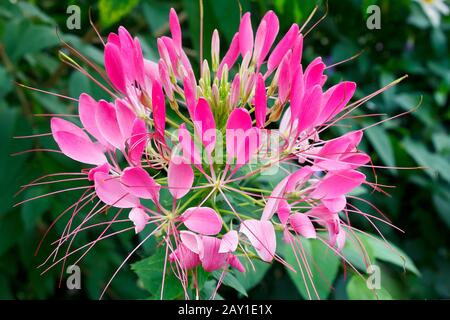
[0,0,449,299]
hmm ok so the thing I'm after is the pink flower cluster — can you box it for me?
[40,9,381,294]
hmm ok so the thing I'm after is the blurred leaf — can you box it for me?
[365,124,396,172]
[3,19,59,62]
[0,106,32,215]
[403,138,450,183]
[363,234,420,276]
[346,274,392,300]
[99,0,140,28]
[234,259,271,291]
[0,66,12,99]
[21,187,50,231]
[0,211,23,256]
[142,1,172,33]
[280,238,340,300]
[341,230,375,272]
[432,187,450,230]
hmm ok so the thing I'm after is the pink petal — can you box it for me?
[336,229,346,251]
[226,108,252,161]
[227,254,245,272]
[193,98,216,154]
[219,230,238,253]
[316,81,356,125]
[322,195,347,212]
[240,219,276,262]
[290,34,303,71]
[229,74,241,108]
[285,166,314,193]
[128,119,147,165]
[218,32,240,77]
[262,176,289,220]
[121,167,160,204]
[183,76,196,119]
[267,23,299,75]
[199,236,227,272]
[168,155,194,199]
[96,100,123,150]
[107,32,120,46]
[144,59,159,83]
[254,73,267,128]
[53,131,107,166]
[235,127,261,170]
[178,123,203,171]
[289,213,316,239]
[129,207,150,233]
[151,80,166,139]
[78,94,109,146]
[169,243,200,269]
[51,117,89,140]
[169,8,182,50]
[239,12,253,58]
[118,27,136,82]
[94,172,139,208]
[314,131,369,171]
[180,230,202,254]
[304,57,325,89]
[311,170,366,199]
[115,99,136,141]
[88,163,110,181]
[277,199,291,225]
[289,66,304,121]
[257,10,279,66]
[181,207,223,235]
[277,53,292,103]
[132,37,145,86]
[104,43,126,93]
[253,21,266,67]
[296,84,322,133]
[161,36,180,77]
[158,58,174,101]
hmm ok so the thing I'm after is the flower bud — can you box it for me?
[202,59,211,88]
[211,29,220,72]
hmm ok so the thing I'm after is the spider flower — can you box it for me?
[17,7,409,300]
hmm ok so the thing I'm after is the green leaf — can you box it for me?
[346,274,392,300]
[200,280,223,300]
[341,230,375,272]
[0,66,12,99]
[365,124,396,172]
[234,259,271,291]
[280,238,340,300]
[99,0,139,28]
[212,270,248,297]
[433,187,450,230]
[0,211,23,256]
[131,248,184,299]
[363,234,420,276]
[403,138,450,184]
[3,20,59,62]
[21,187,50,231]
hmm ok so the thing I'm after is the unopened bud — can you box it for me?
[202,59,211,87]
[211,29,220,72]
